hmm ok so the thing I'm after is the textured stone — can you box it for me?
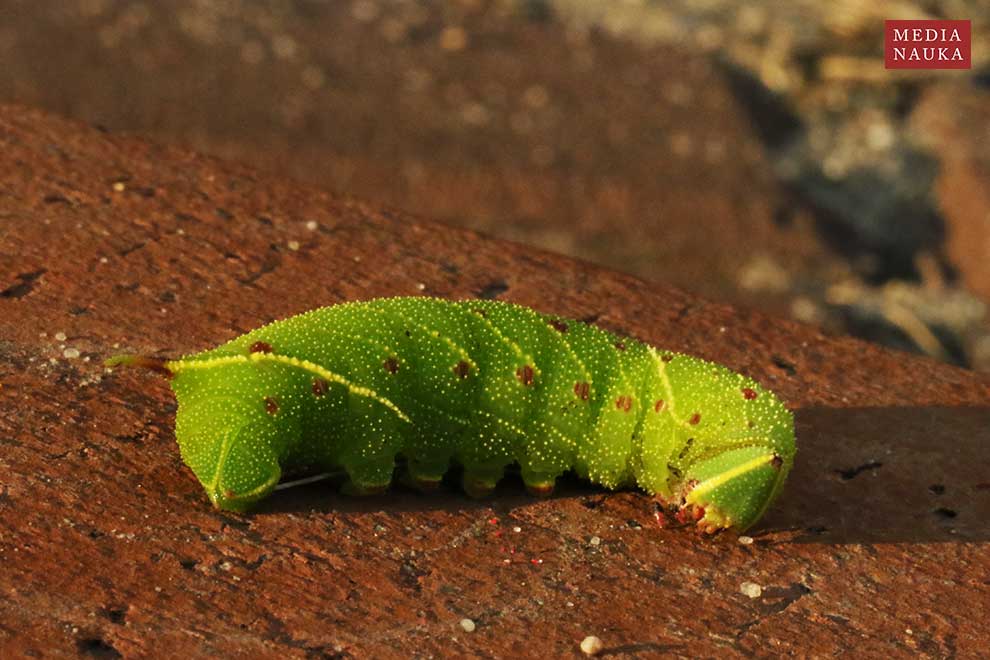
[0,1,829,312]
[2,106,989,658]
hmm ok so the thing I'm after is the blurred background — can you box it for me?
[1,0,988,370]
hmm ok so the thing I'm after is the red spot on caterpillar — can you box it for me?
[549,319,568,333]
[615,341,626,351]
[453,361,471,379]
[742,387,758,400]
[224,489,236,499]
[615,395,633,412]
[654,399,665,412]
[383,357,399,374]
[516,364,535,386]
[249,341,272,354]
[264,396,279,415]
[661,354,674,362]
[688,412,701,425]
[311,378,329,397]
[770,455,784,470]
[574,381,590,401]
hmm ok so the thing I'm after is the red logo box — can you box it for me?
[885,19,971,69]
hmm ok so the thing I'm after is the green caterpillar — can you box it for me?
[108,297,795,532]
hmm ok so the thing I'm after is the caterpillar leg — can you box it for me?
[400,457,450,493]
[674,445,788,533]
[340,460,394,496]
[520,467,557,497]
[462,464,506,498]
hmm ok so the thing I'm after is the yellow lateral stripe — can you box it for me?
[385,307,478,370]
[686,453,778,502]
[470,311,540,378]
[546,326,593,396]
[341,332,403,364]
[206,428,235,502]
[650,348,695,432]
[167,353,411,423]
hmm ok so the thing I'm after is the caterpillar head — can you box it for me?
[173,393,285,512]
[108,354,288,512]
[661,445,793,533]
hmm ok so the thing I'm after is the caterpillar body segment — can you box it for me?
[109,297,795,532]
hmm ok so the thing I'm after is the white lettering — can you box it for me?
[901,46,966,61]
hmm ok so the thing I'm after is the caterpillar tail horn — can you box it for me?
[105,354,175,378]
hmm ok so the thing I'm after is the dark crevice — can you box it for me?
[757,582,812,617]
[476,280,509,299]
[76,637,121,659]
[770,355,797,376]
[238,248,282,285]
[117,241,146,257]
[834,461,883,481]
[1,269,46,299]
[103,607,126,624]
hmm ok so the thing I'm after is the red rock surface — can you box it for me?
[0,1,832,314]
[2,105,989,657]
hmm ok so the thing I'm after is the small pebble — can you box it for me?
[287,240,300,251]
[54,332,67,342]
[740,581,762,598]
[305,220,318,231]
[580,635,604,656]
[589,536,601,546]
[112,181,126,192]
[512,526,521,533]
[738,535,754,545]
[63,348,81,359]
[459,618,476,633]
